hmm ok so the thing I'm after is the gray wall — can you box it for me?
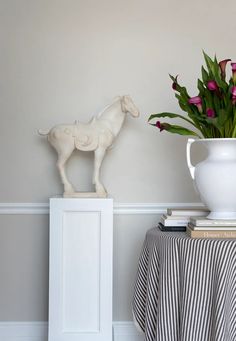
[0,0,235,321]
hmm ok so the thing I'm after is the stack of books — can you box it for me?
[187,217,236,239]
[158,207,209,232]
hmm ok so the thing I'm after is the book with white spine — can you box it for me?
[160,215,188,227]
[160,209,208,227]
[188,222,236,231]
[190,217,236,227]
[167,207,209,216]
[162,214,191,220]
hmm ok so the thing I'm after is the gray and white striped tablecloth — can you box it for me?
[132,227,236,341]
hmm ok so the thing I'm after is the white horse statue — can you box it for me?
[39,95,140,197]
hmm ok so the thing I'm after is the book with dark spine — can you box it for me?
[158,223,186,232]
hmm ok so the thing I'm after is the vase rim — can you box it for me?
[196,138,236,142]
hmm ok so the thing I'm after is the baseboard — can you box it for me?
[113,322,144,341]
[0,321,143,341]
[0,202,203,215]
[0,322,48,341]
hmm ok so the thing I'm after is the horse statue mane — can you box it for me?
[95,96,121,119]
[39,95,140,197]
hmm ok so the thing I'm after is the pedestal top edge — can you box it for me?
[50,197,113,202]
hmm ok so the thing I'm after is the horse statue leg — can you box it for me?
[93,147,107,197]
[57,149,75,194]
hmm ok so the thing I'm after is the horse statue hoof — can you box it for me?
[96,190,107,198]
[95,183,107,198]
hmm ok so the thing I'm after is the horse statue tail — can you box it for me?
[38,129,50,136]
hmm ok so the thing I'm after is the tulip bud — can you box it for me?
[206,108,215,118]
[188,96,203,113]
[219,59,231,80]
[156,121,165,132]
[231,63,236,83]
[172,75,179,90]
[232,86,236,96]
[207,80,218,91]
[231,86,236,104]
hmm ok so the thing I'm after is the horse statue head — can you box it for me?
[120,95,140,118]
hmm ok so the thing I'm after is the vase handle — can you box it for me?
[186,138,196,180]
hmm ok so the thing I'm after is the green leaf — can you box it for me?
[203,52,225,90]
[205,118,224,138]
[201,66,209,84]
[148,112,195,126]
[175,94,188,112]
[218,108,231,126]
[197,79,205,93]
[169,74,175,82]
[203,51,214,72]
[213,93,221,112]
[164,124,201,137]
[203,52,227,90]
[203,89,214,108]
[178,86,190,101]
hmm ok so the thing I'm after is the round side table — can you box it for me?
[133,227,236,341]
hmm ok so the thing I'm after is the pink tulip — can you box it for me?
[231,63,236,83]
[172,75,179,90]
[207,80,218,91]
[156,121,165,132]
[188,96,202,105]
[206,108,215,118]
[231,63,236,72]
[231,86,236,104]
[219,59,231,79]
[232,86,236,96]
[188,96,202,112]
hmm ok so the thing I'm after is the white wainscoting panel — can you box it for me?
[49,198,113,341]
[0,321,143,341]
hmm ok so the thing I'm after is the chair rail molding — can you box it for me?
[0,202,203,215]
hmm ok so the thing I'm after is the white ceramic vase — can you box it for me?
[187,138,236,220]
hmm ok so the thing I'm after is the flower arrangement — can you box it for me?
[149,52,236,138]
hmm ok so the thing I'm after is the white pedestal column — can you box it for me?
[49,198,113,341]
